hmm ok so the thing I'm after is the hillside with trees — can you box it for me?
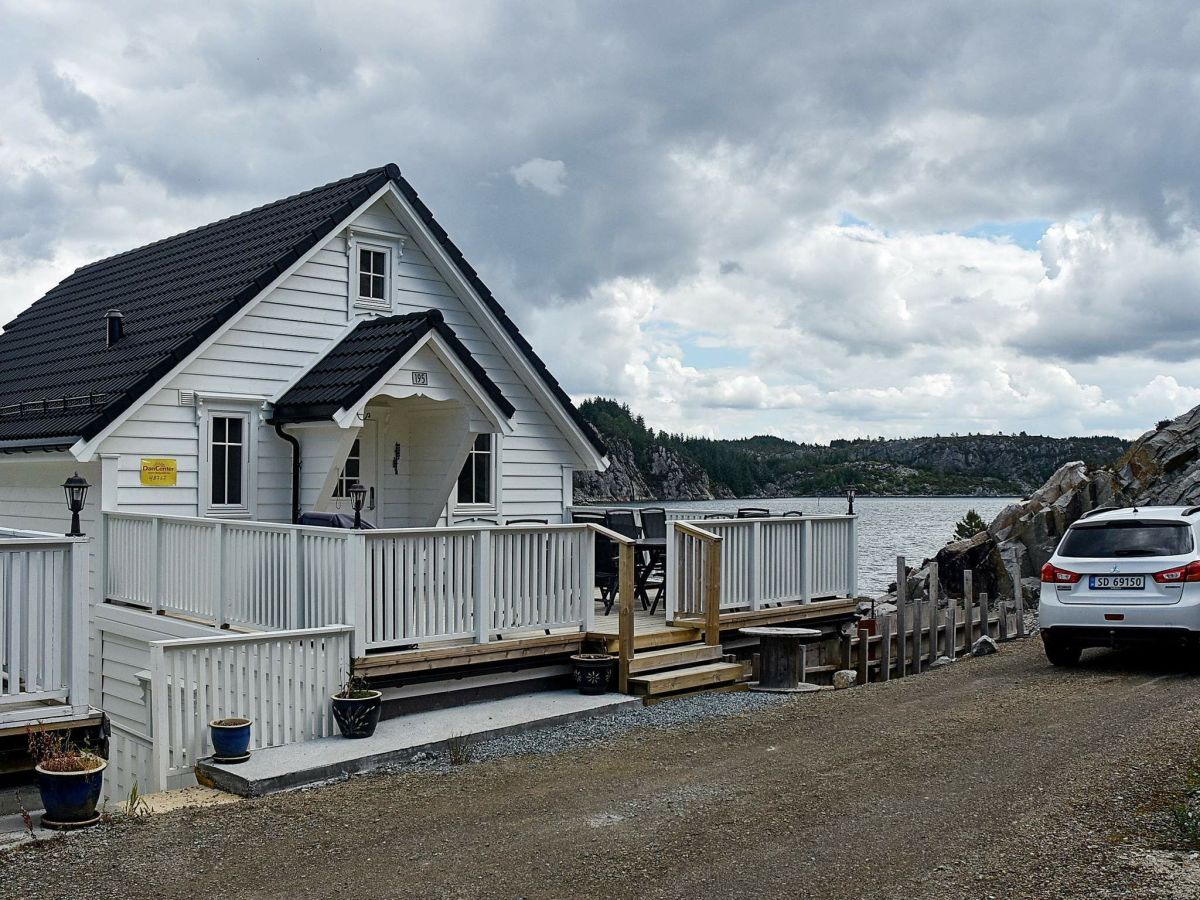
[573,398,1129,501]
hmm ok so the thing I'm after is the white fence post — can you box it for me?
[474,528,493,644]
[211,523,226,628]
[801,519,813,604]
[148,642,170,792]
[582,527,595,633]
[288,528,302,629]
[749,520,763,611]
[665,525,678,621]
[68,539,89,713]
[150,516,162,615]
[847,516,859,598]
[344,532,368,656]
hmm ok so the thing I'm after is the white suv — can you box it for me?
[1039,505,1200,665]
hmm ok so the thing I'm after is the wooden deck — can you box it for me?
[354,597,861,679]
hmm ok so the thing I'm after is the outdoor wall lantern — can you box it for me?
[63,472,91,537]
[347,481,368,529]
[846,488,856,516]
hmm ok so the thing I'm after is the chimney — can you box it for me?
[105,309,124,347]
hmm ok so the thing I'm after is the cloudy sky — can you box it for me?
[3,2,1200,443]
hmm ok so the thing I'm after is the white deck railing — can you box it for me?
[105,513,596,653]
[666,515,857,620]
[148,625,352,789]
[0,529,89,725]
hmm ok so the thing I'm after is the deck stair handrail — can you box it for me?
[147,625,352,790]
[666,515,857,621]
[666,522,723,647]
[586,524,638,694]
[0,532,89,725]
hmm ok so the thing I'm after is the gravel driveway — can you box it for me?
[4,637,1200,899]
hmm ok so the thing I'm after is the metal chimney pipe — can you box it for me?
[105,309,124,347]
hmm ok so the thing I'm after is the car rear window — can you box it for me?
[1058,521,1194,558]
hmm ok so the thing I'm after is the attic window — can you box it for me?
[356,246,389,308]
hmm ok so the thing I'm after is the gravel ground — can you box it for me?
[4,636,1200,899]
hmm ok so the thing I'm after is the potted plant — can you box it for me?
[570,652,615,695]
[209,717,253,763]
[27,728,107,830]
[332,677,382,739]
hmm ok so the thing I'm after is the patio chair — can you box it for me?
[456,516,498,526]
[603,509,640,540]
[736,507,771,518]
[702,512,728,520]
[570,510,605,525]
[639,507,667,539]
[505,518,548,525]
[593,528,620,615]
[783,510,804,517]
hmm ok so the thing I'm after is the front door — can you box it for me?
[333,418,379,523]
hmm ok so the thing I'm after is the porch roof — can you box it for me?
[270,310,515,424]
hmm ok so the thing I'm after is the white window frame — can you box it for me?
[348,228,404,313]
[199,403,258,519]
[452,433,500,515]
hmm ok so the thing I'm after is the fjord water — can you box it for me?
[644,497,1017,596]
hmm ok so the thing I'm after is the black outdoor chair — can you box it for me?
[456,516,498,526]
[505,518,548,525]
[572,511,617,611]
[702,512,728,520]
[736,507,771,518]
[570,510,605,525]
[604,509,640,540]
[783,510,805,517]
[639,508,667,539]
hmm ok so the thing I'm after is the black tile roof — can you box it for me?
[0,164,605,457]
[272,310,514,424]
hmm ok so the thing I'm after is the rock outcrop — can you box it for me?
[573,435,721,502]
[907,404,1200,610]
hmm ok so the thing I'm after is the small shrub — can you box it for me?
[124,781,150,818]
[1157,419,1174,431]
[26,727,103,773]
[1171,796,1200,850]
[334,676,375,700]
[447,733,473,766]
[953,509,988,541]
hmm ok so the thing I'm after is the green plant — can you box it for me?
[334,676,375,700]
[124,781,150,818]
[1171,796,1200,849]
[447,733,473,766]
[15,792,36,841]
[953,509,988,541]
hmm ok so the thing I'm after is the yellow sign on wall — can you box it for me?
[140,458,178,486]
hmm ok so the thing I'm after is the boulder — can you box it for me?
[971,636,999,657]
[930,655,954,669]
[833,670,858,690]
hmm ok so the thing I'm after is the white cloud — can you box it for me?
[510,158,567,197]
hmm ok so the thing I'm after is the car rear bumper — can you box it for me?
[1040,584,1200,644]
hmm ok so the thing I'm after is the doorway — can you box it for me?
[331,418,379,522]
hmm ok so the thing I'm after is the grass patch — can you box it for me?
[446,733,473,766]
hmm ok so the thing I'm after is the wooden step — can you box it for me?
[627,643,725,675]
[627,661,744,697]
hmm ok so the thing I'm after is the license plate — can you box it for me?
[1088,575,1145,590]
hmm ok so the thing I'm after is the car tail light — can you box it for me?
[1041,562,1081,584]
[1153,560,1200,583]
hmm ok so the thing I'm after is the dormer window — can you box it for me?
[358,248,388,304]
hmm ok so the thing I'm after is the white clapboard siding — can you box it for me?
[102,193,583,524]
[148,626,352,789]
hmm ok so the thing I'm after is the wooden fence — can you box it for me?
[0,530,89,726]
[148,625,352,789]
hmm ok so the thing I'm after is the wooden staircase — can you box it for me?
[625,641,745,701]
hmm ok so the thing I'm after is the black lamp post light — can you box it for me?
[63,471,91,537]
[347,481,368,529]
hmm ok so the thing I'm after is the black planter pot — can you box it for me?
[331,690,383,738]
[571,654,615,695]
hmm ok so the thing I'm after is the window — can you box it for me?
[456,434,493,506]
[357,246,389,306]
[1059,521,1194,558]
[210,414,247,509]
[333,439,361,499]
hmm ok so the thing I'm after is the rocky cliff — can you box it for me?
[903,404,1200,609]
[572,434,728,502]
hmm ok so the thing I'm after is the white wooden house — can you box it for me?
[0,166,858,800]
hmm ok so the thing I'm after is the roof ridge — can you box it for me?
[69,166,392,279]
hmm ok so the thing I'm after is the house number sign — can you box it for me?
[140,458,178,486]
[411,371,429,386]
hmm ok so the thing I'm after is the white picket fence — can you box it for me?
[0,530,89,726]
[666,516,857,620]
[105,513,596,653]
[147,626,352,789]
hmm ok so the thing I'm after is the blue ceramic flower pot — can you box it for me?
[209,718,252,761]
[36,759,106,826]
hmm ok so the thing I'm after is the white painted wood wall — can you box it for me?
[95,195,586,525]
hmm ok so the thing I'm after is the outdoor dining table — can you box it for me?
[633,536,667,610]
[740,626,824,692]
